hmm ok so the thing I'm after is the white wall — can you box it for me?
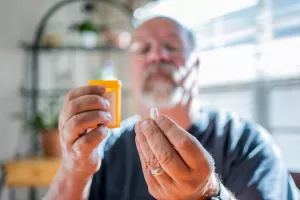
[0,0,58,160]
[0,0,79,199]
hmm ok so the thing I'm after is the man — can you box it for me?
[45,17,299,200]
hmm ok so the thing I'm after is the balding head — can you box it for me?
[133,16,196,54]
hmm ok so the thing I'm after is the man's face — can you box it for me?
[129,18,195,109]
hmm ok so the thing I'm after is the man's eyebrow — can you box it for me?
[168,31,181,38]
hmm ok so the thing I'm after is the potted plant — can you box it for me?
[28,113,61,158]
[13,99,62,158]
[69,19,99,48]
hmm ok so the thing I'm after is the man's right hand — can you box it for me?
[58,85,111,178]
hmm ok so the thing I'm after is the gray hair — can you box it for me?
[133,15,197,53]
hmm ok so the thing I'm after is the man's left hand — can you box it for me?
[135,115,219,200]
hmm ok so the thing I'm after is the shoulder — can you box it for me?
[199,109,277,148]
[198,109,281,166]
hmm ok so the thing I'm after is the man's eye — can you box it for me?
[165,44,180,52]
[129,42,150,55]
[138,45,150,54]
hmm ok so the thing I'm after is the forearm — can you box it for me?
[44,166,93,200]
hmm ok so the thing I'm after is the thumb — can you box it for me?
[155,115,212,170]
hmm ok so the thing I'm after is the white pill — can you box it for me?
[150,108,159,119]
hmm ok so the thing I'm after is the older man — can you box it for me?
[45,17,299,200]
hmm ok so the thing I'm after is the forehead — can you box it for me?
[133,18,185,41]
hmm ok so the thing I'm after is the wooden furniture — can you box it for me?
[0,158,60,199]
[4,158,60,187]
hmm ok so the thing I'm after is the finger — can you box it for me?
[136,135,171,200]
[64,86,106,104]
[135,136,162,195]
[73,125,108,155]
[60,86,107,130]
[137,120,189,180]
[180,75,199,106]
[177,65,194,87]
[73,126,107,173]
[63,110,111,145]
[135,123,175,185]
[65,86,106,103]
[155,116,212,170]
[177,56,198,86]
[61,95,110,125]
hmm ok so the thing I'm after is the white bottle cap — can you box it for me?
[150,108,159,120]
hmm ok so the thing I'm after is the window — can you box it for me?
[134,0,300,171]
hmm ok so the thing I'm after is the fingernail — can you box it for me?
[97,86,106,94]
[155,116,166,125]
[104,100,110,109]
[134,122,141,134]
[106,112,112,120]
[140,119,151,129]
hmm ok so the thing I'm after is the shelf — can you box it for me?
[20,87,132,98]
[20,42,126,52]
[20,88,70,98]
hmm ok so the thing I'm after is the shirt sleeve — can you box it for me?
[220,121,300,200]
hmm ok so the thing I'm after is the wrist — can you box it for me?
[61,154,101,179]
[46,165,95,200]
[197,173,220,200]
[59,164,94,183]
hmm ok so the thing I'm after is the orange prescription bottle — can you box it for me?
[88,80,122,129]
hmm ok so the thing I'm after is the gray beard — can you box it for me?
[141,80,184,109]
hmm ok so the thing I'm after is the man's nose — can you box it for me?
[147,45,170,64]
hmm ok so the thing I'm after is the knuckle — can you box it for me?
[146,154,159,168]
[71,114,83,130]
[65,90,75,102]
[69,99,80,114]
[82,136,93,146]
[174,178,198,195]
[73,146,85,158]
[177,136,195,150]
[81,86,92,95]
[157,149,173,165]
[144,124,156,137]
[74,142,90,156]
[62,125,73,142]
[161,121,177,135]
[92,96,105,108]
[185,180,201,194]
[141,161,149,170]
[96,111,107,121]
[96,110,104,118]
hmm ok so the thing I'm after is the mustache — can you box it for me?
[143,62,176,82]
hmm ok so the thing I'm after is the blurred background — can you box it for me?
[0,0,299,199]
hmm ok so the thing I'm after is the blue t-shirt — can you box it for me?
[89,110,299,200]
